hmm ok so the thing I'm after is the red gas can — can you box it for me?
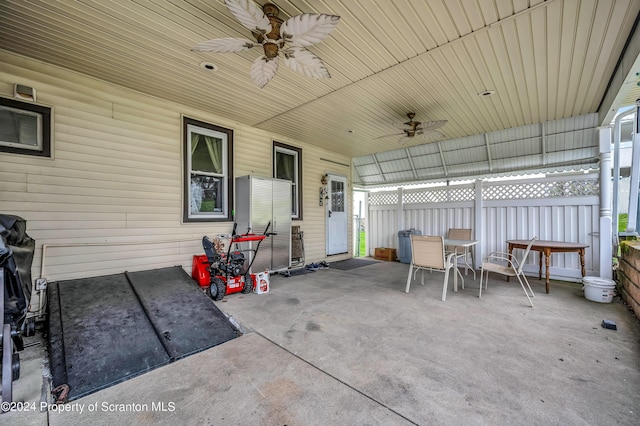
[192,255,210,288]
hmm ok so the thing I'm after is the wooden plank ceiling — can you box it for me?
[1,0,639,167]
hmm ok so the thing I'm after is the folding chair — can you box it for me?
[405,235,463,301]
[479,237,537,307]
[446,228,475,280]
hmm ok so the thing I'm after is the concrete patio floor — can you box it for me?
[4,258,640,425]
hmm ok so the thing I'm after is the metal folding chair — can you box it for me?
[405,235,462,301]
[479,236,537,307]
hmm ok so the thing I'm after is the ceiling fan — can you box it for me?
[374,112,447,145]
[192,0,340,88]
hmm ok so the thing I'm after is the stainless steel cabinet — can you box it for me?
[235,175,291,273]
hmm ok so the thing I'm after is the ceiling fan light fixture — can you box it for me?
[374,112,447,144]
[192,0,340,88]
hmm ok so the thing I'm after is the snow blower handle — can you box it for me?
[264,221,276,237]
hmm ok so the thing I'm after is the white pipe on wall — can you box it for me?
[39,239,199,280]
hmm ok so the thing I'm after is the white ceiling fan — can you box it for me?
[374,112,447,145]
[192,0,340,88]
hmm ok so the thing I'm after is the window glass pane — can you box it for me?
[190,175,204,214]
[276,151,295,181]
[184,118,232,222]
[191,134,223,174]
[290,184,297,216]
[0,106,42,150]
[274,144,301,218]
[191,175,223,215]
[331,181,344,212]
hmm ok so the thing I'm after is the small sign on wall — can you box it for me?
[319,186,328,206]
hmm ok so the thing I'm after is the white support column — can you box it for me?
[599,127,613,279]
[364,191,369,257]
[628,101,640,233]
[397,187,404,234]
[474,180,483,269]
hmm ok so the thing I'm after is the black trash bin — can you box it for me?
[398,229,422,264]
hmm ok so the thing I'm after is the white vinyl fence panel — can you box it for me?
[368,175,600,282]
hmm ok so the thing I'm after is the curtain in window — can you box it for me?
[191,133,200,155]
[277,152,295,181]
[204,135,222,174]
[191,134,223,174]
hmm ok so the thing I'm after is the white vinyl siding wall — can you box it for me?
[0,52,351,282]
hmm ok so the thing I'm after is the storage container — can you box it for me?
[583,277,616,303]
[397,229,422,263]
[374,247,397,261]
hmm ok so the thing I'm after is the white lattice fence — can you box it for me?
[367,176,600,282]
[369,192,399,206]
[484,180,599,200]
[403,186,474,203]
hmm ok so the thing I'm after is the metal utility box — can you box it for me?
[235,175,292,273]
[398,229,422,263]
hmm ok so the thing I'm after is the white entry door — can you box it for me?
[326,174,348,255]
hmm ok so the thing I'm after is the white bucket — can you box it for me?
[582,277,616,303]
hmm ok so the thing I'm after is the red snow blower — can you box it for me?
[201,222,274,301]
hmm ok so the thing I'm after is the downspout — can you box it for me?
[627,100,640,234]
[612,106,635,251]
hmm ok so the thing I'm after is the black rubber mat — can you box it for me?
[125,267,239,359]
[48,266,240,401]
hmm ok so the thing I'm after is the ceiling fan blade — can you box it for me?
[281,13,341,47]
[373,132,404,140]
[224,0,272,35]
[192,38,256,53]
[250,55,279,88]
[420,120,448,131]
[398,135,412,146]
[282,46,330,79]
[415,129,446,140]
[425,129,446,139]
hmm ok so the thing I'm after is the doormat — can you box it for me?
[48,266,240,401]
[330,258,380,271]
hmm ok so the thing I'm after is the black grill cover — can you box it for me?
[0,214,34,323]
